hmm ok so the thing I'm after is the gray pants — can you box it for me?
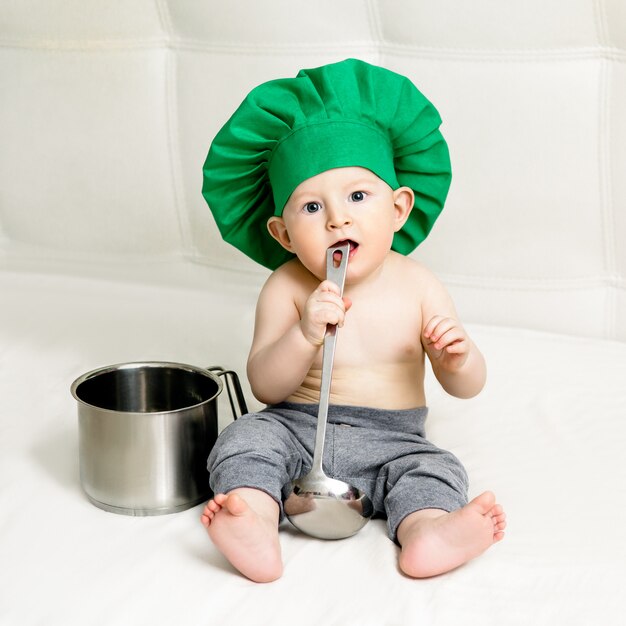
[207,402,468,541]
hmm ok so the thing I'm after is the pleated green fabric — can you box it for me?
[202,59,451,270]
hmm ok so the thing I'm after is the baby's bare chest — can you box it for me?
[318,294,424,368]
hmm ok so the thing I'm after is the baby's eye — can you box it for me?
[303,201,322,214]
[350,191,366,202]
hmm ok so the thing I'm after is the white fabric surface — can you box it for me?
[1,271,625,625]
[2,1,626,624]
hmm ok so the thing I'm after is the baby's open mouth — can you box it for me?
[329,239,359,264]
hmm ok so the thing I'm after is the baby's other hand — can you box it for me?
[422,315,470,370]
[300,280,352,346]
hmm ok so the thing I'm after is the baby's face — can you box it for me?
[270,166,412,283]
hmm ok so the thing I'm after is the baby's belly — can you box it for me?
[286,361,426,410]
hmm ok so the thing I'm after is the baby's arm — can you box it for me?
[247,262,349,404]
[420,272,486,399]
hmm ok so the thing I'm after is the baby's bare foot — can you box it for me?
[397,491,506,578]
[201,490,282,583]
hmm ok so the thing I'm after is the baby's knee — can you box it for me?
[208,415,289,466]
[207,415,304,507]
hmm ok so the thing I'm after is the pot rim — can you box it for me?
[70,360,224,415]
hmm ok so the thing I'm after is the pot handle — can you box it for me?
[207,366,248,420]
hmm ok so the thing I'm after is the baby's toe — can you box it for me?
[207,499,222,513]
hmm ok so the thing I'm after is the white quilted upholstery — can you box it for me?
[1,0,625,339]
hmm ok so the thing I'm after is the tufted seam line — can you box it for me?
[2,38,626,62]
[154,0,192,256]
[440,274,626,292]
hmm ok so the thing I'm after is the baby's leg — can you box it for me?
[397,491,506,578]
[203,409,312,582]
[201,487,282,583]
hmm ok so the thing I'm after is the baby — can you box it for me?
[200,59,505,583]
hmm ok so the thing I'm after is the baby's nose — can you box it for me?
[326,204,352,229]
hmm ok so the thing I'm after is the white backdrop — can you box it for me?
[1,0,625,340]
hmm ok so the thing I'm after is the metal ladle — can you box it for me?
[283,243,372,539]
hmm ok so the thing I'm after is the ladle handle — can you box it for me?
[311,244,350,474]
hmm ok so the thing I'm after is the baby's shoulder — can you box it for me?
[260,259,316,298]
[387,252,441,286]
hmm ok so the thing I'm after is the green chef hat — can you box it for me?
[202,58,451,270]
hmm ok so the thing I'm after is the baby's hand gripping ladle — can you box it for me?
[283,243,373,539]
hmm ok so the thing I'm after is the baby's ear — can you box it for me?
[392,186,414,232]
[267,216,294,252]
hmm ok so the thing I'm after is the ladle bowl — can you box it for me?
[284,468,372,540]
[283,244,373,539]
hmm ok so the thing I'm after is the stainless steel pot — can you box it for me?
[71,362,247,516]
